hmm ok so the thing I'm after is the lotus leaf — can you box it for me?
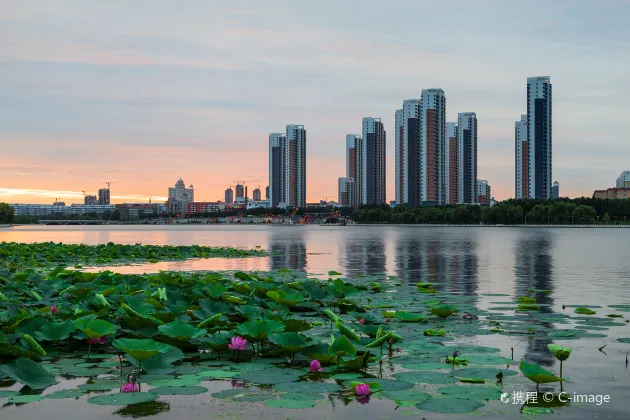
[35,320,77,341]
[0,357,58,389]
[438,385,499,400]
[574,307,596,315]
[268,332,312,353]
[236,320,285,341]
[328,334,357,356]
[88,392,158,405]
[76,319,116,339]
[335,321,361,342]
[265,399,317,409]
[520,360,562,385]
[45,390,85,399]
[431,304,458,318]
[273,382,341,394]
[8,395,45,404]
[395,311,427,322]
[547,344,571,362]
[150,386,208,395]
[416,398,485,413]
[112,338,171,361]
[424,329,445,336]
[158,319,207,340]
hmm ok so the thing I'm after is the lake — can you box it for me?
[1,225,629,419]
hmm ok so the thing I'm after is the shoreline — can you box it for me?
[349,223,630,228]
[0,224,13,228]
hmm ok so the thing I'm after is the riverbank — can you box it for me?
[351,223,630,228]
[0,224,12,228]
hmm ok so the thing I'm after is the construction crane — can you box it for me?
[104,181,114,189]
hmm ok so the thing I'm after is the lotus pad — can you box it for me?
[147,378,201,387]
[393,371,456,384]
[465,355,514,365]
[0,391,20,398]
[273,382,341,393]
[363,378,414,391]
[88,392,158,405]
[0,357,58,389]
[381,389,432,406]
[198,370,240,379]
[44,390,86,399]
[438,385,501,400]
[232,393,276,402]
[265,398,317,409]
[8,395,45,404]
[402,362,451,371]
[150,386,208,395]
[452,367,517,379]
[237,368,304,384]
[416,398,485,413]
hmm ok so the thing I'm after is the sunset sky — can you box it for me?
[2,0,629,204]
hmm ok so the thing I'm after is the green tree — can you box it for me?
[0,203,15,224]
[572,205,596,224]
[602,212,611,224]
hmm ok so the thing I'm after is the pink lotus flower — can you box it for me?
[386,318,391,323]
[355,383,371,396]
[120,382,139,393]
[359,318,365,324]
[310,360,323,372]
[228,336,247,351]
[231,379,245,388]
[87,336,107,345]
[50,305,58,315]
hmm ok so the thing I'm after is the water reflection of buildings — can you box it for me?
[342,236,386,277]
[269,232,307,271]
[514,230,555,367]
[394,233,479,296]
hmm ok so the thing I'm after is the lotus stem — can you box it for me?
[88,341,92,361]
[560,360,563,379]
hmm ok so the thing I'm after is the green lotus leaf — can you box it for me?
[236,319,285,341]
[197,313,223,328]
[237,368,304,385]
[382,389,432,406]
[112,338,171,361]
[198,370,240,379]
[147,378,201,387]
[341,351,371,370]
[265,399,317,409]
[424,329,445,336]
[35,320,77,341]
[45,390,86,399]
[453,367,517,379]
[519,360,562,384]
[224,295,246,305]
[431,304,458,318]
[158,319,206,340]
[335,321,361,342]
[465,355,514,365]
[206,284,227,298]
[269,332,312,353]
[393,371,456,384]
[8,395,45,404]
[416,398,485,413]
[445,356,468,365]
[574,307,596,315]
[150,386,208,395]
[0,390,20,398]
[273,382,341,394]
[121,303,164,325]
[282,319,312,333]
[323,309,341,323]
[0,357,58,389]
[365,332,392,348]
[76,319,116,339]
[88,392,158,406]
[395,311,427,322]
[439,385,499,400]
[23,334,46,356]
[547,344,571,361]
[328,334,357,356]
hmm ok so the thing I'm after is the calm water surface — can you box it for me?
[1,225,629,419]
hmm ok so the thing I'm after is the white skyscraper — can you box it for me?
[420,89,447,205]
[457,112,478,204]
[285,125,307,208]
[269,133,286,208]
[361,117,386,205]
[515,114,528,199]
[527,76,552,199]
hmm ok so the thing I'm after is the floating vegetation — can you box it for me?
[0,242,266,271]
[1,242,629,417]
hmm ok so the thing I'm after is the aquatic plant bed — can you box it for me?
[1,267,629,417]
[0,242,265,271]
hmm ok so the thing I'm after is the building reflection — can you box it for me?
[514,230,555,367]
[393,232,479,296]
[342,236,386,277]
[268,231,307,271]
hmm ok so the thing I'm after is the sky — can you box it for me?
[1,0,630,205]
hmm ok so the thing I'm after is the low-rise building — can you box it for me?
[246,200,271,210]
[593,188,630,199]
[476,180,491,205]
[188,202,222,215]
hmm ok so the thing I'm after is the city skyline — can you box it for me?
[2,1,629,204]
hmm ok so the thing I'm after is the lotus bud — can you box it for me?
[389,338,394,344]
[379,359,383,366]
[359,318,366,324]
[453,351,458,358]
[386,317,391,323]
[129,375,136,383]
[50,305,58,315]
